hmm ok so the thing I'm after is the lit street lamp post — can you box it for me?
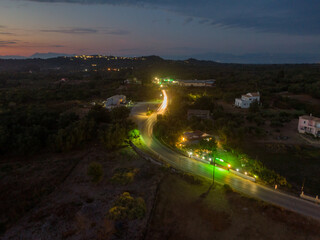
[210,157,216,185]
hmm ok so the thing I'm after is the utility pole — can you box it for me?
[211,157,216,185]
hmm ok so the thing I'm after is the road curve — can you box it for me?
[131,90,320,221]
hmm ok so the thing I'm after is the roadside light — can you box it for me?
[209,158,212,161]
[228,164,231,168]
[202,157,205,160]
[160,84,163,87]
[182,137,185,142]
[245,172,248,175]
[219,159,224,162]
[160,94,163,97]
[236,168,239,172]
[254,175,258,178]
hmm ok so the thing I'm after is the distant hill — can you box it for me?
[0,55,26,60]
[0,52,75,60]
[166,52,320,64]
[29,52,75,59]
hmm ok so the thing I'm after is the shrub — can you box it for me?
[110,168,139,185]
[87,162,104,183]
[178,172,203,185]
[108,192,146,220]
[223,184,233,193]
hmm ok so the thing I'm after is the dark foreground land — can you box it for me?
[1,145,320,240]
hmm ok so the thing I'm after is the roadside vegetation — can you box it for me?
[154,83,320,194]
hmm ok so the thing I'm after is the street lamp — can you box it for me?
[210,157,216,185]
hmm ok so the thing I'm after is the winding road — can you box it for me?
[131,90,320,221]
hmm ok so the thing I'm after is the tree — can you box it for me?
[100,124,127,150]
[110,106,131,122]
[249,100,260,113]
[199,138,217,152]
[108,192,146,220]
[87,104,110,123]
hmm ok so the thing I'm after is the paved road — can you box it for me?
[131,90,320,221]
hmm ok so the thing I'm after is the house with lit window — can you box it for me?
[104,95,126,109]
[234,92,260,108]
[298,114,320,138]
[182,130,211,142]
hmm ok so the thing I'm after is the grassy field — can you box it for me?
[146,173,320,240]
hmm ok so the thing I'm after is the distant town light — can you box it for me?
[245,172,248,175]
[228,164,231,168]
[236,168,239,172]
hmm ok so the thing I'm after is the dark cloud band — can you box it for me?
[23,0,320,35]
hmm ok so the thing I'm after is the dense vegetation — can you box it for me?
[1,57,319,193]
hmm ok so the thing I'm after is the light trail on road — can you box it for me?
[131,90,320,221]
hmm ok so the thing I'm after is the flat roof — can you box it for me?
[300,115,320,121]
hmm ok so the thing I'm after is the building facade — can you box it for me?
[298,115,320,138]
[104,95,126,109]
[177,79,215,87]
[235,92,260,108]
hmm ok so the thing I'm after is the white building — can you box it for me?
[104,95,126,109]
[235,92,260,108]
[298,114,320,138]
[177,79,215,87]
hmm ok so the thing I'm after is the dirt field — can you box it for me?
[1,146,164,240]
[146,174,320,240]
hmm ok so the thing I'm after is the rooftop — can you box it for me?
[300,115,320,121]
[242,92,260,98]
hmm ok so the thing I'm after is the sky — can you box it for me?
[0,0,320,62]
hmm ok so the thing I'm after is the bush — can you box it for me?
[108,192,146,220]
[178,172,203,185]
[223,184,233,193]
[87,162,104,183]
[110,168,139,185]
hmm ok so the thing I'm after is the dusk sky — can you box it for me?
[1,0,320,61]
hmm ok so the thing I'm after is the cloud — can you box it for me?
[50,44,65,47]
[0,40,18,47]
[22,0,320,35]
[40,27,129,35]
[104,29,130,35]
[198,19,209,25]
[41,27,98,34]
[183,17,193,25]
[0,32,14,35]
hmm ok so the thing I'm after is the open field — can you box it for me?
[146,174,320,240]
[1,146,164,239]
